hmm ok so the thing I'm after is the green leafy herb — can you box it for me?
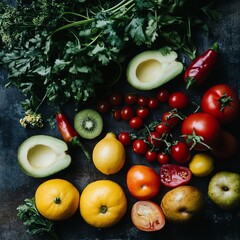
[16,198,59,239]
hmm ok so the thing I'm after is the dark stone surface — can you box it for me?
[0,1,240,240]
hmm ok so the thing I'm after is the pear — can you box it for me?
[208,171,240,210]
[161,185,204,223]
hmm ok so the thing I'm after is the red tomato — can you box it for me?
[171,141,191,163]
[137,107,150,119]
[96,100,111,114]
[118,132,132,146]
[211,130,238,160]
[132,139,148,155]
[121,106,134,120]
[156,89,170,102]
[201,84,240,124]
[168,92,188,109]
[181,112,222,151]
[145,150,158,162]
[147,131,162,148]
[127,165,161,200]
[138,96,148,107]
[125,93,138,105]
[148,97,159,109]
[160,164,192,188]
[129,116,143,129]
[155,122,171,137]
[162,110,179,127]
[109,92,123,106]
[157,153,170,165]
[113,108,122,120]
[131,201,165,232]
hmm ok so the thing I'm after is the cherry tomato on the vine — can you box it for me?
[125,93,138,105]
[171,141,191,163]
[168,92,188,109]
[162,110,180,127]
[109,92,123,106]
[145,150,158,162]
[113,108,122,120]
[155,122,171,137]
[129,116,143,129]
[121,106,134,120]
[147,131,162,148]
[118,132,132,146]
[137,107,150,119]
[96,100,111,114]
[132,139,148,155]
[138,96,148,107]
[157,153,170,165]
[148,97,159,109]
[156,89,170,102]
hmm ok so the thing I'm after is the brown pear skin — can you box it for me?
[161,185,204,223]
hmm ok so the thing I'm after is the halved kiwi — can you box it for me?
[74,109,103,139]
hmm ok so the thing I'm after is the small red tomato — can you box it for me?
[148,97,159,109]
[155,122,171,137]
[96,100,111,114]
[109,92,123,106]
[162,110,179,127]
[156,89,170,102]
[160,164,192,188]
[131,201,165,232]
[145,150,158,162]
[129,116,143,129]
[132,139,148,155]
[137,107,150,119]
[168,92,188,109]
[113,108,122,120]
[171,141,191,163]
[138,96,148,107]
[147,131,162,148]
[157,153,170,165]
[125,93,138,105]
[121,106,134,120]
[118,132,132,146]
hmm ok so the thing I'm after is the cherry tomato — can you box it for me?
[145,150,158,162]
[148,97,159,109]
[137,107,150,119]
[160,164,192,188]
[96,100,111,114]
[131,201,165,232]
[155,122,171,137]
[129,116,143,129]
[132,139,148,155]
[118,132,132,146]
[125,93,138,105]
[201,84,240,124]
[138,96,148,107]
[121,106,134,120]
[168,92,188,109]
[157,153,170,165]
[109,92,123,106]
[181,112,222,151]
[162,110,179,127]
[156,89,170,102]
[147,131,162,148]
[171,141,191,163]
[127,165,161,200]
[113,108,122,120]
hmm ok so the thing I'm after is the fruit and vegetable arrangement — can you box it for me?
[1,0,240,239]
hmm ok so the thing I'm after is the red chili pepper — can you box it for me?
[184,42,218,89]
[56,111,90,160]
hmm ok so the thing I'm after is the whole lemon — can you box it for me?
[92,132,125,175]
[189,153,214,177]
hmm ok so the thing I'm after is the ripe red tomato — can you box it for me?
[182,112,222,151]
[125,93,138,105]
[126,165,161,200]
[156,89,170,102]
[118,132,132,146]
[171,141,191,163]
[129,116,143,129]
[96,100,111,114]
[113,108,122,120]
[137,107,150,119]
[148,97,159,109]
[155,122,171,137]
[109,92,123,106]
[162,110,179,127]
[201,84,240,124]
[120,106,134,120]
[132,139,148,155]
[145,150,158,162]
[147,131,162,148]
[131,201,165,232]
[168,92,188,109]
[138,96,148,107]
[157,153,169,165]
[160,164,192,188]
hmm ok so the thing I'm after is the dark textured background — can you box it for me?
[0,0,240,239]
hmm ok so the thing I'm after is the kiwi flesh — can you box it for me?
[74,109,103,139]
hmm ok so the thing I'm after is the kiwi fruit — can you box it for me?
[74,109,103,139]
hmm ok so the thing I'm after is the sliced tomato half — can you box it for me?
[131,200,165,232]
[160,164,192,188]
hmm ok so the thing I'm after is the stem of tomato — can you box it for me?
[54,197,61,204]
[99,205,108,214]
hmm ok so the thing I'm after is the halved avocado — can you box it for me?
[17,135,71,178]
[126,50,183,90]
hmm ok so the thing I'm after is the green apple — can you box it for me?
[160,185,204,223]
[17,135,71,178]
[208,171,240,210]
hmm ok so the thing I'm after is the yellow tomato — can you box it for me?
[189,153,214,177]
[92,132,125,175]
[35,179,80,221]
[80,180,127,228]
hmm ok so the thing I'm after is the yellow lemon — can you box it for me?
[189,153,214,177]
[92,132,125,175]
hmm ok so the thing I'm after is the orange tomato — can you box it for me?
[126,165,161,200]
